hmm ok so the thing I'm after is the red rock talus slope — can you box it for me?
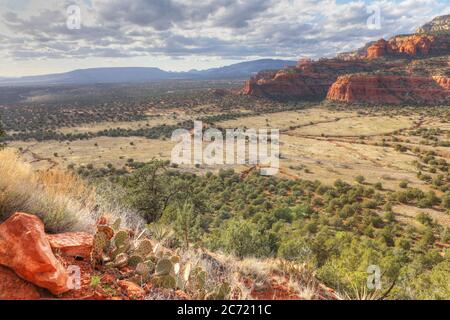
[326,75,449,105]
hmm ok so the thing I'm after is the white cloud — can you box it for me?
[0,0,448,75]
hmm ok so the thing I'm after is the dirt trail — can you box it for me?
[280,115,358,133]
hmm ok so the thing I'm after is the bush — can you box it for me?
[273,207,293,223]
[220,220,277,258]
[399,180,408,188]
[278,238,313,262]
[355,175,365,184]
[416,213,434,227]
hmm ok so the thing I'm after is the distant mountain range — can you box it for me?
[0,59,296,86]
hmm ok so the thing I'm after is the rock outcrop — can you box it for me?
[366,35,450,59]
[0,212,70,295]
[47,232,93,259]
[416,14,450,34]
[242,15,450,105]
[326,74,449,105]
[241,59,376,100]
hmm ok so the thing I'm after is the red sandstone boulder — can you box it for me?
[47,232,93,259]
[118,280,145,299]
[0,266,41,300]
[0,213,70,295]
[326,74,449,105]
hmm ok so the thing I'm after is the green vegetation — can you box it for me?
[84,160,450,299]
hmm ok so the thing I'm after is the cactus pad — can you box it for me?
[114,230,129,247]
[128,255,144,267]
[135,239,153,257]
[155,258,173,276]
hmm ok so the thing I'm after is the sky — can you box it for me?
[0,0,449,77]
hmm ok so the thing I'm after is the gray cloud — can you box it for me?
[0,0,448,62]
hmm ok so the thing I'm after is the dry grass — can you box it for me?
[290,116,414,137]
[216,108,357,130]
[393,204,450,227]
[0,148,143,233]
[182,250,331,300]
[10,137,176,170]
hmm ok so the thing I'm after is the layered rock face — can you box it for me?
[416,14,450,34]
[47,232,94,259]
[241,59,374,99]
[242,15,449,105]
[326,75,449,105]
[366,35,450,59]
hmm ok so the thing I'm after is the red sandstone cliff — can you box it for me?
[366,35,450,59]
[241,15,450,105]
[241,59,379,99]
[326,74,449,105]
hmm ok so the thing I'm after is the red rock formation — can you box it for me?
[0,266,41,300]
[47,232,93,259]
[242,16,449,104]
[241,59,375,99]
[367,39,391,59]
[0,212,70,295]
[433,76,450,91]
[367,35,450,59]
[118,280,145,299]
[326,74,449,105]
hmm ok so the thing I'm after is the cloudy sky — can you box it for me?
[0,0,448,77]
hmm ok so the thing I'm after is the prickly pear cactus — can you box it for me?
[155,258,173,276]
[206,282,231,300]
[152,275,176,289]
[114,252,129,268]
[112,218,122,230]
[114,230,129,248]
[111,243,129,260]
[128,255,144,267]
[90,230,109,265]
[97,225,114,240]
[144,260,156,273]
[145,254,157,263]
[183,263,192,282]
[135,262,152,282]
[135,239,153,257]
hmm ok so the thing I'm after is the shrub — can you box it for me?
[416,213,434,226]
[220,220,277,258]
[399,180,409,188]
[355,175,365,184]
[273,207,293,223]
